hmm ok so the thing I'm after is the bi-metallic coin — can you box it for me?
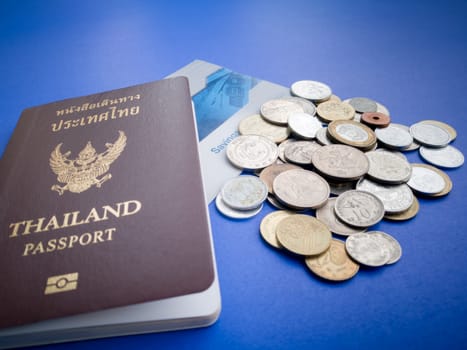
[327,120,376,150]
[421,120,457,141]
[410,121,451,148]
[408,163,452,197]
[407,163,446,195]
[384,196,419,221]
[356,178,414,214]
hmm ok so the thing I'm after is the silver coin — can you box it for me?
[238,114,290,143]
[376,101,390,116]
[284,140,322,165]
[283,96,317,116]
[345,232,391,267]
[365,150,412,184]
[334,190,385,228]
[356,178,414,213]
[334,122,370,143]
[348,97,378,113]
[370,231,402,265]
[260,98,303,125]
[290,80,332,102]
[407,165,446,194]
[221,175,268,210]
[316,197,366,236]
[343,99,390,117]
[273,169,330,210]
[311,144,369,181]
[375,123,413,150]
[316,127,333,145]
[216,192,263,219]
[367,142,378,152]
[419,145,464,168]
[353,112,362,122]
[387,124,420,151]
[226,135,279,170]
[410,122,451,148]
[374,148,408,161]
[288,112,323,139]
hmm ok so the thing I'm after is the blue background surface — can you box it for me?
[1,1,467,349]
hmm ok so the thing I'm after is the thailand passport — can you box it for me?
[0,77,220,348]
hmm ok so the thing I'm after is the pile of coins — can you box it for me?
[217,79,464,282]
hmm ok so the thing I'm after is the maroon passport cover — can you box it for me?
[0,77,215,329]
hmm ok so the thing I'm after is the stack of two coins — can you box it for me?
[216,175,269,219]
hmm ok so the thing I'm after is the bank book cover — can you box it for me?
[0,77,217,334]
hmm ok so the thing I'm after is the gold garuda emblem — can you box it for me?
[50,131,127,195]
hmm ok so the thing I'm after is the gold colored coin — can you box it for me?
[305,239,359,281]
[328,94,341,103]
[259,210,295,249]
[384,196,419,221]
[316,94,341,104]
[238,114,290,143]
[316,100,355,122]
[276,214,331,255]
